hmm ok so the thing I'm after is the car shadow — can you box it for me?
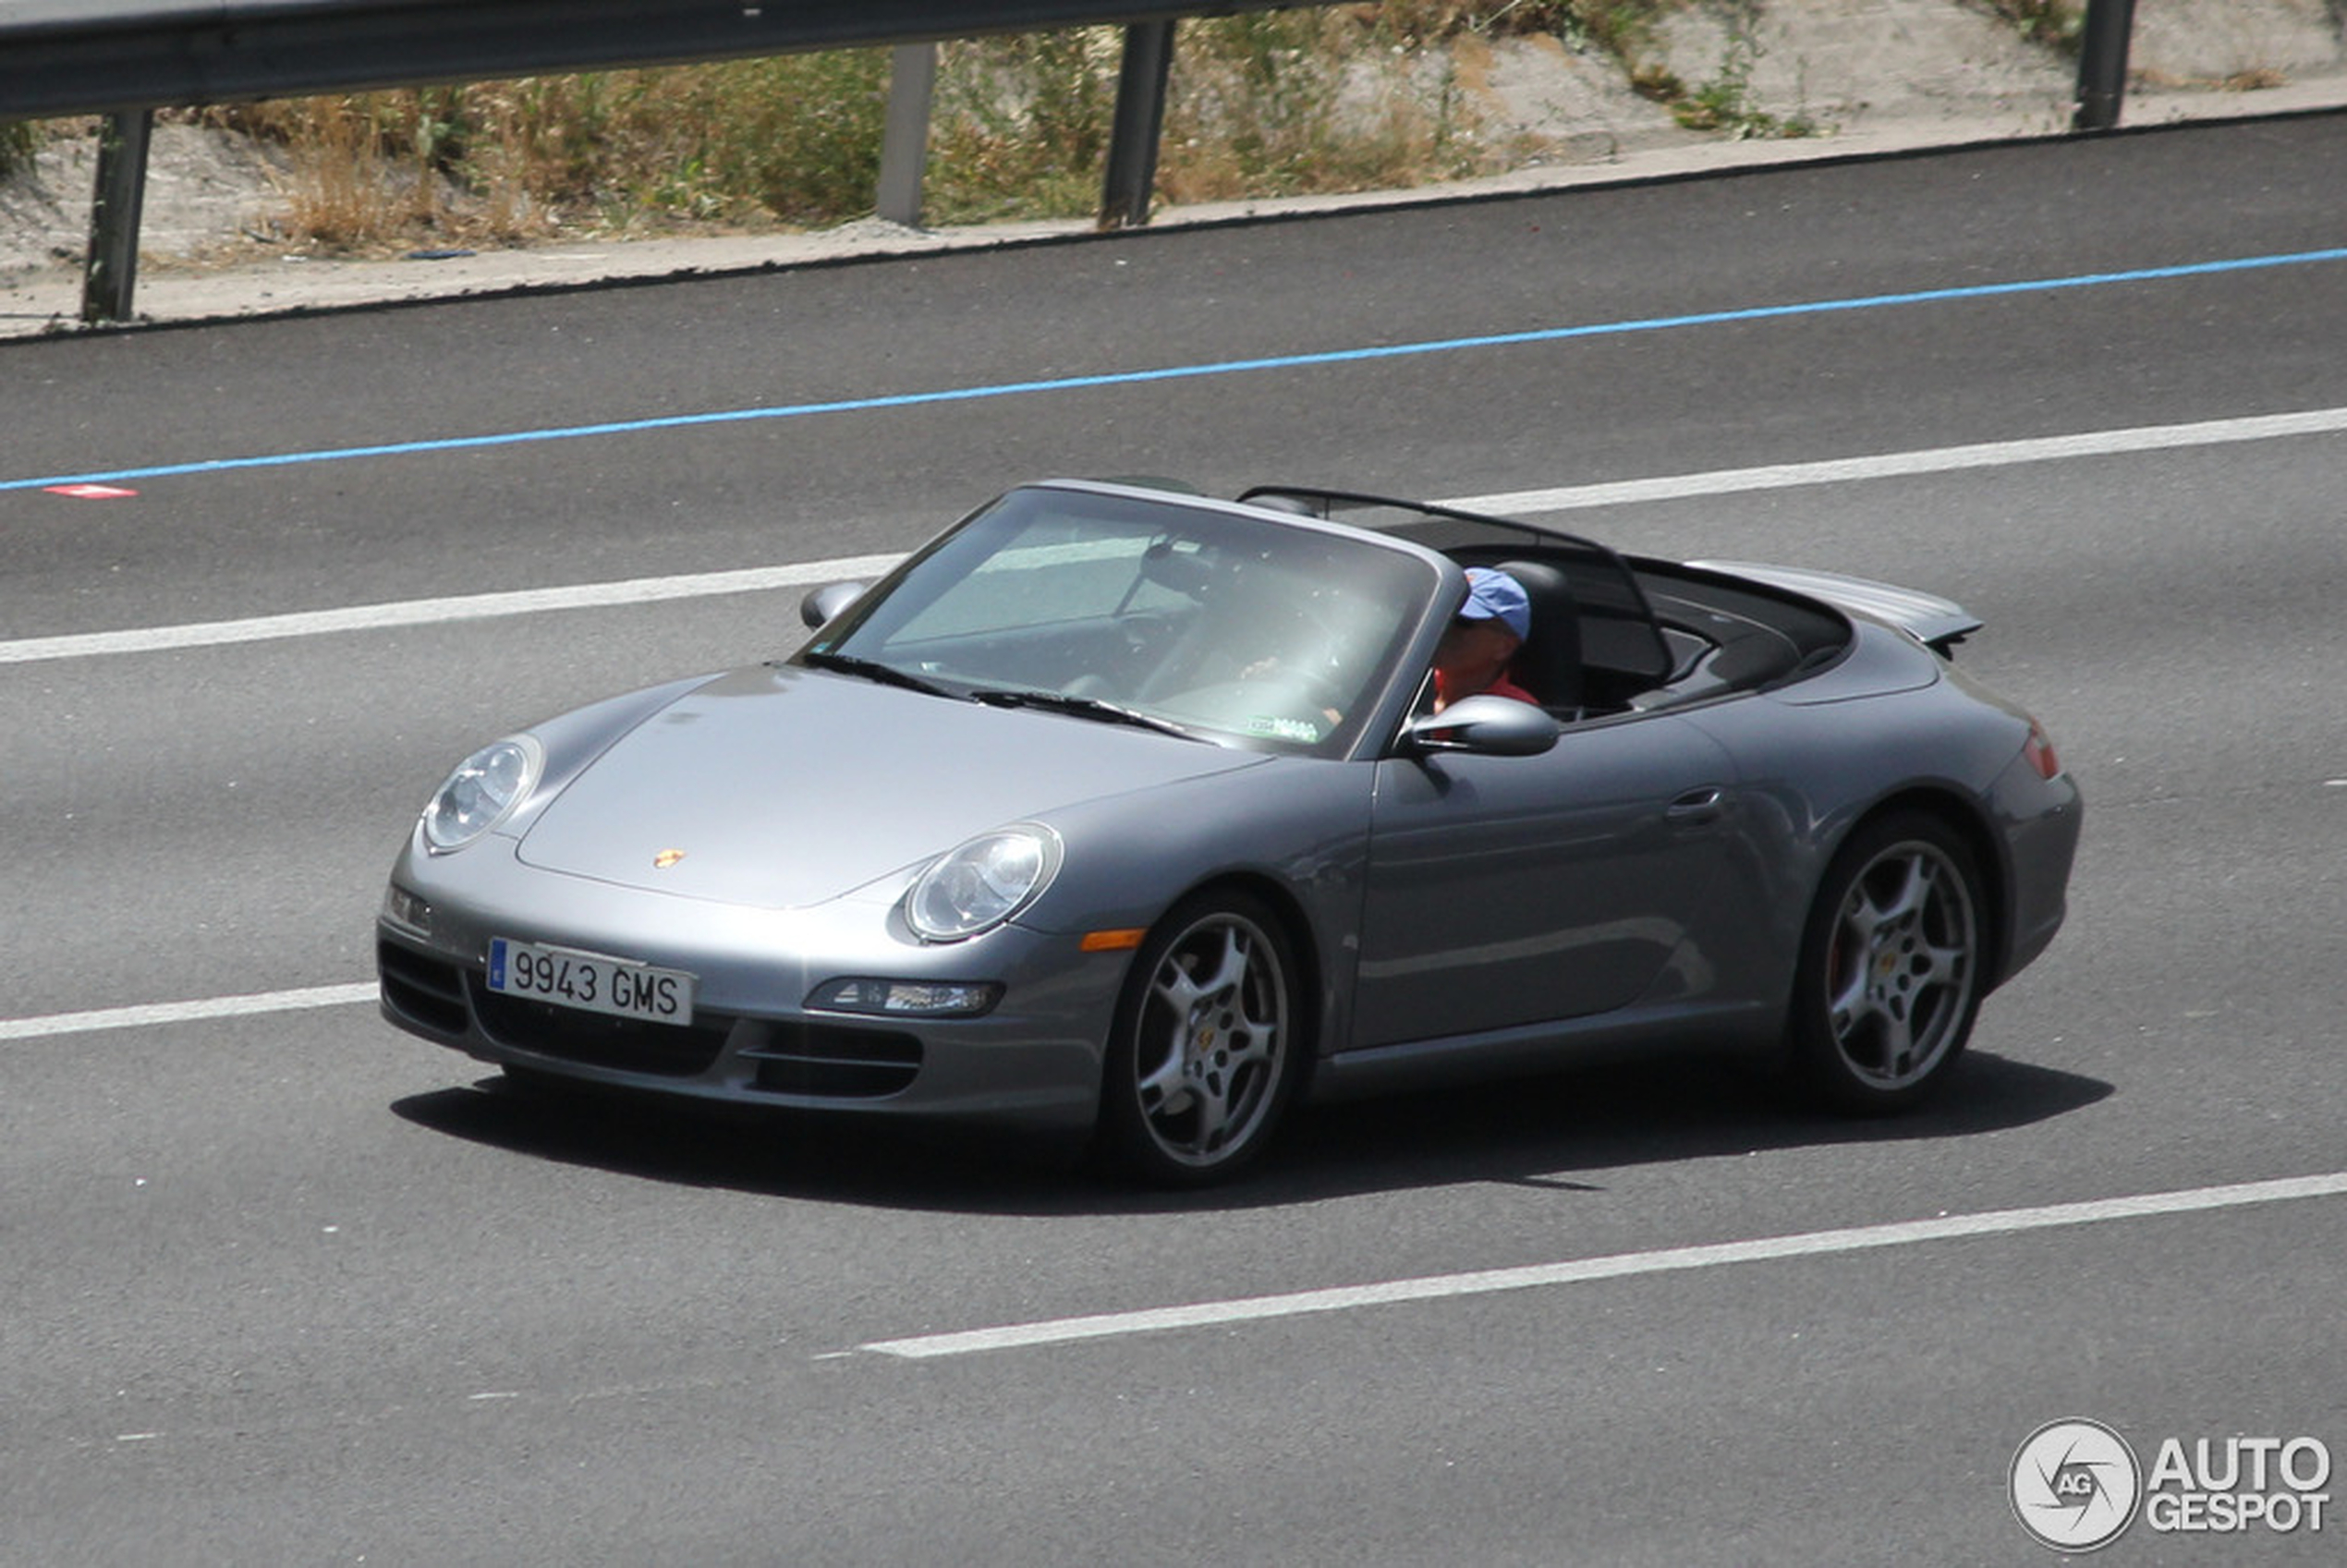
[390,1049,2111,1216]
[1264,1051,2112,1203]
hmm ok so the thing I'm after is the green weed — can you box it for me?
[0,119,40,178]
[1979,1,2086,54]
[1666,8,1818,140]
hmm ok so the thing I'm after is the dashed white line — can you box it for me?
[0,982,378,1042]
[6,406,2345,668]
[858,1172,2347,1359]
[1461,405,2347,515]
[0,554,906,666]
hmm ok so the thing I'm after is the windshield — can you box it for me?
[805,485,1439,754]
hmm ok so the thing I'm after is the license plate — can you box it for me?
[487,939,696,1026]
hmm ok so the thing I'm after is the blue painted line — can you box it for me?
[10,246,2347,494]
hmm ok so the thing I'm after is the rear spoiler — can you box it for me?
[1689,561,1983,655]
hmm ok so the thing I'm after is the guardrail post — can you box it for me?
[81,107,152,324]
[1100,19,1174,230]
[2073,0,2138,131]
[878,42,938,228]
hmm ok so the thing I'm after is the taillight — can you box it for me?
[2024,716,2062,781]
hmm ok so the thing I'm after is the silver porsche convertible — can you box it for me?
[377,480,2080,1185]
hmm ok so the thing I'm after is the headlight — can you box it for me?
[421,736,542,854]
[905,824,1062,942]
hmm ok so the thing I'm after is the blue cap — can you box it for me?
[1458,567,1531,640]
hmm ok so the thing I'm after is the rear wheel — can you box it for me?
[1791,811,1986,1112]
[1098,891,1304,1186]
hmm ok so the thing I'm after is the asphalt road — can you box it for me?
[5,114,2345,1564]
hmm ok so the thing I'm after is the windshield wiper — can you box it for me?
[800,650,955,699]
[967,687,1201,741]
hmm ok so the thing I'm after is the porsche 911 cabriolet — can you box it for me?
[377,480,2080,1184]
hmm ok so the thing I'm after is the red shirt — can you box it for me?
[1434,666,1538,710]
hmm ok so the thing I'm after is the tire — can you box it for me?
[1097,890,1306,1186]
[1790,811,1987,1113]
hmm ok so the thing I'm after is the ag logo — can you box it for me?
[2012,1418,2142,1551]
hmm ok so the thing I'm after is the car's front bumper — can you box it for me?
[375,839,1125,1137]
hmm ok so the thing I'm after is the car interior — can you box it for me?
[1237,487,1853,721]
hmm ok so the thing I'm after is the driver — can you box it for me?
[1432,567,1538,711]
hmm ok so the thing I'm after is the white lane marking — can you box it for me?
[0,554,905,666]
[0,982,378,1041]
[1461,405,2347,513]
[859,1172,2347,1359]
[7,405,2347,668]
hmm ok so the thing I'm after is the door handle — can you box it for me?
[1666,786,1728,825]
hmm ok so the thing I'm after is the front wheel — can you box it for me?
[1097,891,1305,1186]
[1790,812,1987,1112]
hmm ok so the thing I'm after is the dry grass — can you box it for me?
[208,51,895,251]
[185,0,2092,254]
[194,8,1549,254]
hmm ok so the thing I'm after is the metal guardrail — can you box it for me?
[3,0,2147,325]
[0,2,1267,120]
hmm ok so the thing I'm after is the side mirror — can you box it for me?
[800,581,869,629]
[1402,695,1560,758]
